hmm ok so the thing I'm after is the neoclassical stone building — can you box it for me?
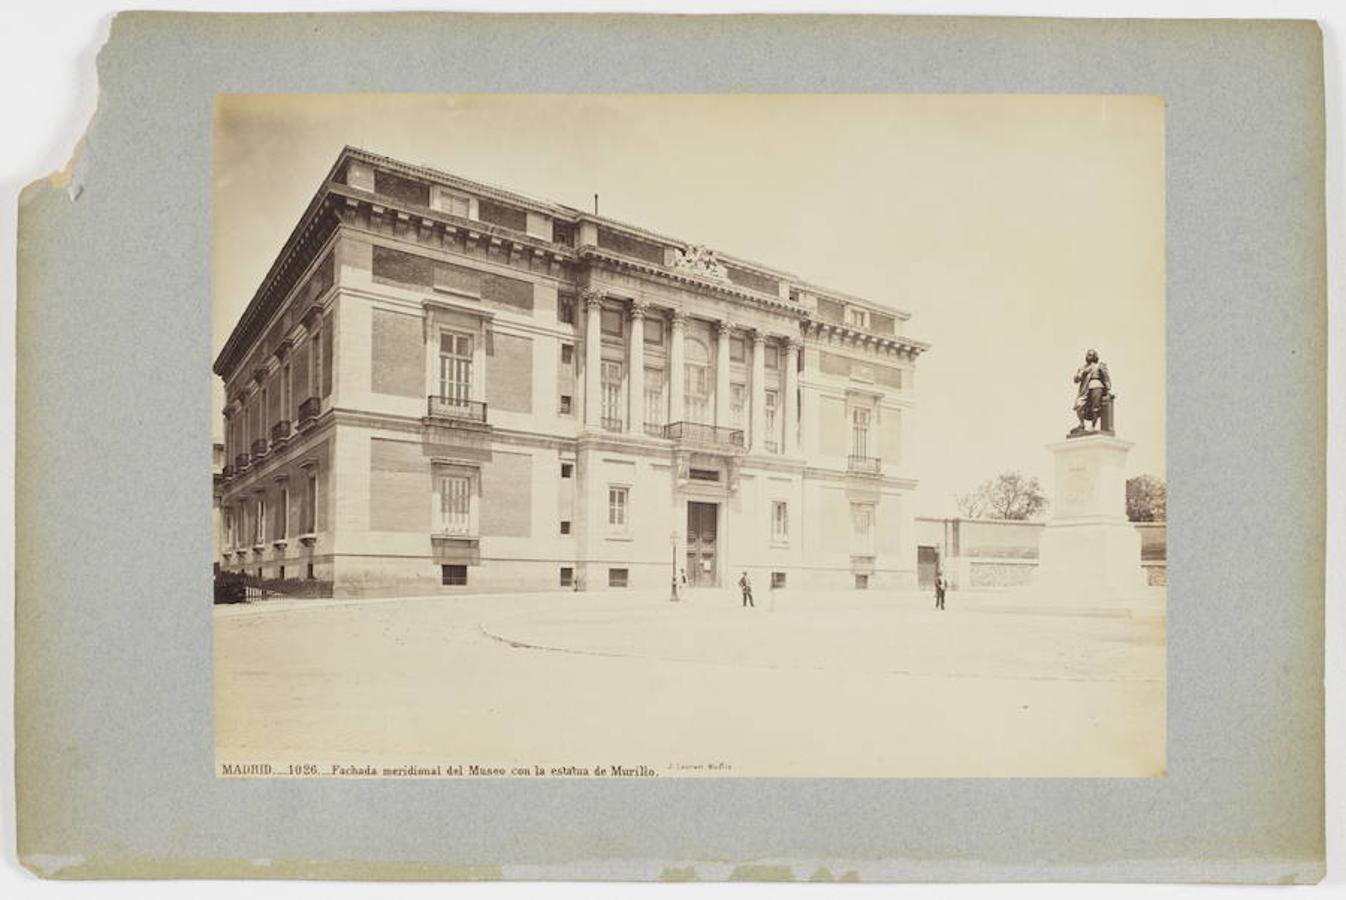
[214,147,928,597]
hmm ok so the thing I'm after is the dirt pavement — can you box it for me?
[214,588,1165,777]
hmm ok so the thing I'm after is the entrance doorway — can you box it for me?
[686,501,719,587]
[917,545,940,589]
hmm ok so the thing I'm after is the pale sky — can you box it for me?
[213,93,1165,518]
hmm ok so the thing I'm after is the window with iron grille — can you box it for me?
[436,473,472,536]
[608,568,629,588]
[560,567,574,587]
[438,332,473,405]
[442,564,468,586]
[771,571,787,589]
[560,520,572,535]
[559,394,573,415]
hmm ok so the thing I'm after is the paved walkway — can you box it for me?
[214,588,1165,778]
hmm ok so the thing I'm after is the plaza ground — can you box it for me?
[214,586,1165,778]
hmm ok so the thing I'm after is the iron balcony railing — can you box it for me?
[297,396,321,427]
[663,421,746,449]
[847,454,882,475]
[427,395,488,423]
[250,437,269,461]
[601,416,625,433]
[643,422,668,439]
[270,419,292,444]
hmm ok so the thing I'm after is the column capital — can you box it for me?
[750,329,767,346]
[713,319,736,337]
[581,288,605,310]
[628,299,653,320]
[785,337,804,353]
[670,309,689,328]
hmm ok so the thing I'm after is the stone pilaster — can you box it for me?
[669,310,687,424]
[714,320,732,428]
[783,339,800,455]
[750,330,766,450]
[582,290,604,429]
[627,301,647,434]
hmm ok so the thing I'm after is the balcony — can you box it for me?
[270,419,292,448]
[250,438,269,463]
[601,416,624,433]
[297,396,321,430]
[427,395,488,423]
[643,422,668,439]
[847,455,882,476]
[663,421,745,450]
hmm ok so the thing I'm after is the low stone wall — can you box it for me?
[917,516,1167,591]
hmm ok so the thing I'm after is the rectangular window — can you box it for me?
[689,468,720,482]
[608,568,629,588]
[765,390,780,452]
[685,364,711,424]
[560,343,574,364]
[303,470,317,534]
[771,571,787,589]
[855,573,870,590]
[561,462,573,478]
[311,327,323,400]
[765,345,780,370]
[729,336,746,362]
[560,520,572,535]
[600,308,624,337]
[438,332,474,405]
[442,564,468,586]
[644,317,664,345]
[278,565,285,581]
[850,308,868,329]
[772,500,789,542]
[436,473,472,535]
[254,498,266,545]
[281,364,291,421]
[306,562,315,580]
[730,382,747,429]
[559,394,573,415]
[644,368,665,427]
[560,567,574,587]
[608,486,629,530]
[557,294,576,325]
[277,487,289,540]
[852,408,871,458]
[601,360,624,430]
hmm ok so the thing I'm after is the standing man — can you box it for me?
[1070,348,1113,436]
[738,571,755,608]
[934,572,946,611]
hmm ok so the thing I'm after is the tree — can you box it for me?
[1126,475,1166,522]
[954,471,1049,521]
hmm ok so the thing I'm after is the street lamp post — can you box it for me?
[669,529,680,602]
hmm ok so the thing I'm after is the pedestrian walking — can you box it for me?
[935,573,946,611]
[738,571,755,608]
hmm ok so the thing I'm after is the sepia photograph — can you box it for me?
[210,93,1166,779]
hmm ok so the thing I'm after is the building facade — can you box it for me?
[214,147,929,597]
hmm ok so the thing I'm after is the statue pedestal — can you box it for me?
[1032,433,1148,602]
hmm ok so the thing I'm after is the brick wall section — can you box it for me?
[369,438,429,532]
[370,308,423,398]
[881,410,901,465]
[487,332,534,413]
[481,451,532,537]
[819,397,847,455]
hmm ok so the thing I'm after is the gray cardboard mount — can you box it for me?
[15,13,1325,882]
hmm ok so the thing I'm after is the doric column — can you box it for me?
[627,301,647,434]
[669,311,687,424]
[784,339,801,455]
[750,330,767,450]
[714,320,732,428]
[582,289,604,429]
